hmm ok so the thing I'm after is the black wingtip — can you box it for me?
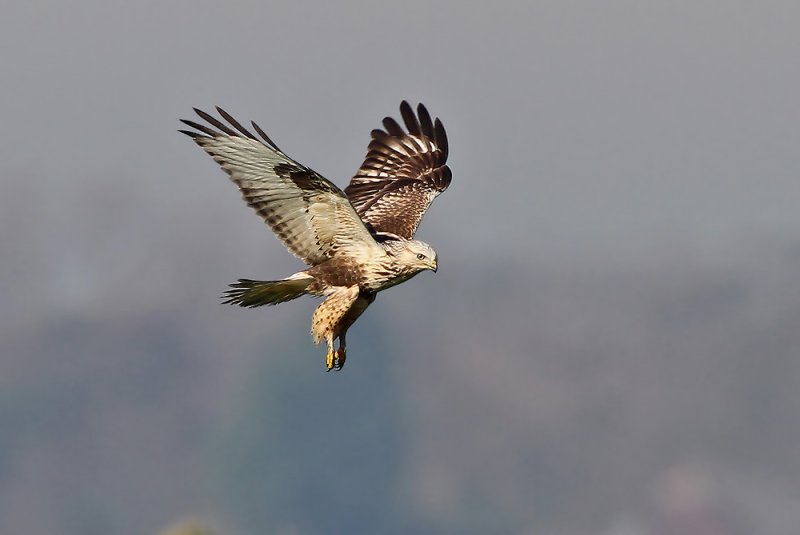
[382,116,405,136]
[216,107,259,140]
[434,117,448,159]
[400,100,421,135]
[194,107,238,136]
[180,118,220,137]
[416,103,434,137]
[251,120,281,151]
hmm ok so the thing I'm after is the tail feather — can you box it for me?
[223,277,312,307]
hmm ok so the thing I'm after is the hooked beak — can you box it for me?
[432,258,438,273]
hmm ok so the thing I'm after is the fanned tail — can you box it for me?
[223,276,313,307]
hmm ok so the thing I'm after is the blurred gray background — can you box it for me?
[2,1,799,534]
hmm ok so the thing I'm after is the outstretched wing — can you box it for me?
[345,101,451,240]
[180,107,381,266]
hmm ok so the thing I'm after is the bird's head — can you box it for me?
[392,239,438,274]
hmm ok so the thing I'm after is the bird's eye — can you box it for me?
[417,253,426,260]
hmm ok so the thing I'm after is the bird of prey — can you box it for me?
[180,101,451,370]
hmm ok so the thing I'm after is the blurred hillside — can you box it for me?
[2,236,799,534]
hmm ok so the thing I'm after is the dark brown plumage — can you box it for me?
[345,101,452,240]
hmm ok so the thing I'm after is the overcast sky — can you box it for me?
[3,2,799,291]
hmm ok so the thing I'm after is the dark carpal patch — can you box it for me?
[274,164,341,195]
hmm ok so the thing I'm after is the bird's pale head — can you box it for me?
[386,239,439,274]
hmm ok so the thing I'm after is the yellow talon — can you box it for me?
[325,350,335,371]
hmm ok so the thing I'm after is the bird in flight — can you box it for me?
[180,102,451,370]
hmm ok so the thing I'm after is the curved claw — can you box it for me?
[324,347,347,371]
[333,347,347,371]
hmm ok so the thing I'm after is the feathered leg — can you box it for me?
[311,287,375,371]
[334,291,376,370]
[312,287,360,371]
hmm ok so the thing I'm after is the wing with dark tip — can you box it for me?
[180,107,381,265]
[344,101,451,240]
